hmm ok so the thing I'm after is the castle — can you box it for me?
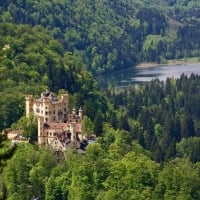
[25,90,84,152]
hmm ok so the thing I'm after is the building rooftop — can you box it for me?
[37,91,59,102]
[45,122,82,133]
[47,122,68,130]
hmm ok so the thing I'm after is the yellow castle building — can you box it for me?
[25,90,83,151]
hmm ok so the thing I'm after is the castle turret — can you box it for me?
[25,95,33,117]
[61,93,68,104]
[70,122,76,141]
[79,107,83,120]
[72,107,76,115]
[38,116,46,145]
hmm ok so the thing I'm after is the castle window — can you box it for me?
[58,111,63,115]
[58,111,63,120]
[36,108,40,113]
[44,123,49,129]
[45,112,48,115]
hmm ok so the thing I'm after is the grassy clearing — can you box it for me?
[138,57,200,68]
[168,57,200,64]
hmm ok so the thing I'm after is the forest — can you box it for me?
[1,75,200,199]
[0,23,107,133]
[1,0,200,74]
[1,0,200,199]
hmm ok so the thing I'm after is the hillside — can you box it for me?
[1,0,200,74]
[1,1,200,199]
[1,74,200,199]
[0,23,108,132]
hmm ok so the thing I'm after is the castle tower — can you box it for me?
[70,122,76,141]
[25,95,33,117]
[61,93,68,105]
[72,108,76,116]
[79,107,83,120]
[61,94,68,122]
[38,116,46,145]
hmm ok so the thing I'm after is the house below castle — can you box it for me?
[2,128,29,144]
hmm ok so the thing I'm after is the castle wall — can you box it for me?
[32,93,68,123]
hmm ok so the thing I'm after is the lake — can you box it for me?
[97,63,200,88]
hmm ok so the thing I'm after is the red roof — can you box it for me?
[47,122,82,132]
[48,123,68,130]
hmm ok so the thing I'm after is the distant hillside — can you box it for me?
[0,23,108,132]
[1,0,200,74]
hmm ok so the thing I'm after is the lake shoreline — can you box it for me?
[137,60,200,69]
[97,62,200,88]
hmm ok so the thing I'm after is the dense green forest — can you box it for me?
[2,62,200,199]
[1,0,200,74]
[106,75,200,162]
[1,75,200,199]
[1,0,200,199]
[1,141,200,200]
[0,23,108,132]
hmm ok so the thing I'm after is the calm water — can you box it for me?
[97,63,200,88]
